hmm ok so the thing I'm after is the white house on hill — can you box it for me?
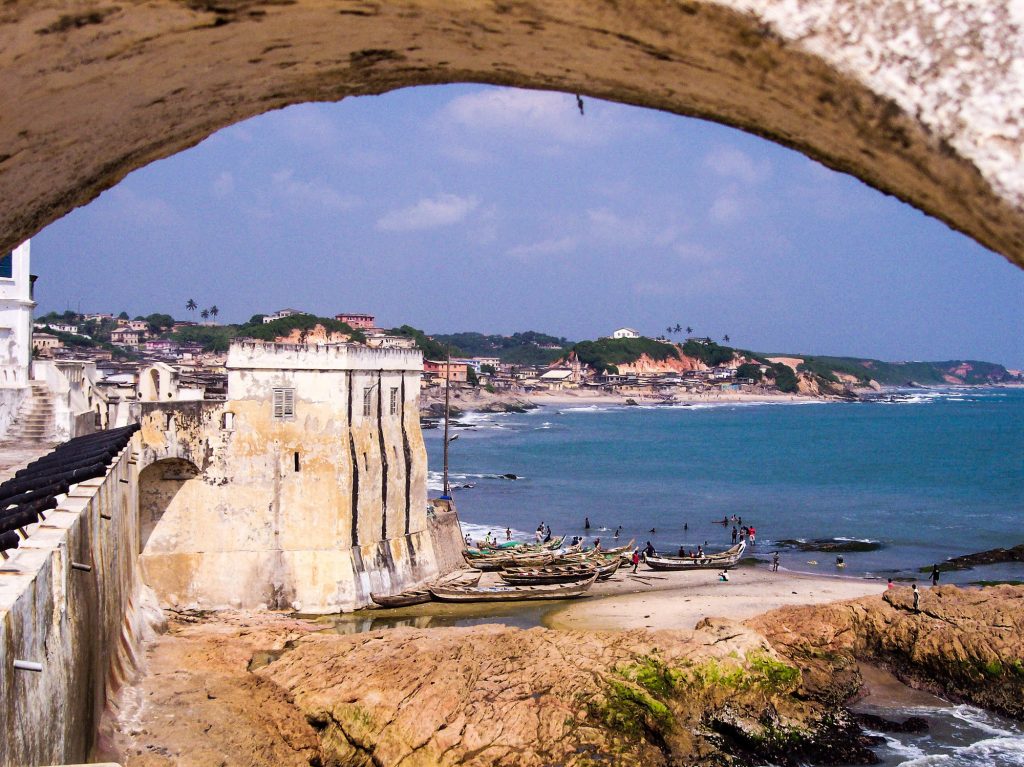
[611,327,640,339]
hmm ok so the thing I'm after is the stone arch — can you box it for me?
[0,2,1021,266]
[137,457,201,553]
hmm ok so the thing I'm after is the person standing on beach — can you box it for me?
[732,526,738,544]
[772,552,780,572]
[931,565,940,586]
[913,584,921,612]
[631,549,640,573]
[506,526,512,541]
[585,516,591,530]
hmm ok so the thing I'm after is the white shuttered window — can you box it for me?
[272,387,295,419]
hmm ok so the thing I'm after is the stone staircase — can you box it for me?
[7,381,55,443]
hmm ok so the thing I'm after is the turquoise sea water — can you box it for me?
[424,387,1024,765]
[427,387,1024,583]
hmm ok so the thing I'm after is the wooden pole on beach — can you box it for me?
[443,344,451,498]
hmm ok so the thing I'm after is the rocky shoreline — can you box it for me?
[101,584,1024,766]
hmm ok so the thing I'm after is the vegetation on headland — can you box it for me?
[431,330,571,365]
[571,337,681,374]
[390,325,454,360]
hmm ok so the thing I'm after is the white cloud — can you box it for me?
[101,187,180,228]
[212,171,234,199]
[507,236,578,260]
[709,189,745,224]
[272,104,342,148]
[674,241,718,264]
[704,146,771,184]
[438,88,627,147]
[271,169,359,212]
[376,194,479,232]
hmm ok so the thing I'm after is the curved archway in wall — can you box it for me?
[0,2,1021,266]
[138,457,201,552]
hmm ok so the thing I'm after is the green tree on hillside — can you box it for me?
[736,363,762,382]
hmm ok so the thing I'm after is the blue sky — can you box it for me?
[33,84,1024,367]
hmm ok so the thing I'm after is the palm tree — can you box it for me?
[674,323,682,333]
[200,309,210,321]
[186,298,197,313]
[210,305,219,322]
[685,326,693,335]
[723,334,731,343]
[666,326,673,335]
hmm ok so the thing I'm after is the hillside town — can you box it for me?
[29,300,845,418]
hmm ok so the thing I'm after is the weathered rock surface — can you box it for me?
[106,612,878,767]
[104,586,1024,766]
[749,585,1024,720]
[0,2,1022,263]
[98,612,323,766]
[924,543,1024,572]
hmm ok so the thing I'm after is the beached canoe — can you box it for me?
[465,542,582,570]
[467,535,565,554]
[430,573,598,602]
[644,542,746,571]
[370,568,483,608]
[499,558,620,585]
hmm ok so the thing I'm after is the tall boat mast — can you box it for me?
[443,344,451,498]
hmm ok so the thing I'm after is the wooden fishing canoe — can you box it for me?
[429,573,598,602]
[370,568,483,607]
[644,542,746,571]
[499,559,620,585]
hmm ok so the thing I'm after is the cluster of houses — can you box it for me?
[421,356,752,396]
[32,314,209,359]
[31,304,761,410]
[420,327,759,398]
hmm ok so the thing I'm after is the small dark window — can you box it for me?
[0,253,11,279]
[293,452,300,472]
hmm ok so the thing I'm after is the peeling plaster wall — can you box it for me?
[136,342,448,613]
[0,1,1021,264]
[0,439,161,767]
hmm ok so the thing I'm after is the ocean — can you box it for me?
[427,387,1024,584]
[423,386,1024,766]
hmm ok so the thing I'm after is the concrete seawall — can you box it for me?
[0,436,159,767]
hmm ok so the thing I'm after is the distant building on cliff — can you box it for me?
[335,311,375,329]
[263,307,304,323]
[611,327,640,339]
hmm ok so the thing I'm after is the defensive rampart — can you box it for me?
[0,434,160,767]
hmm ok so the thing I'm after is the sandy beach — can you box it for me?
[427,385,832,414]
[543,564,883,631]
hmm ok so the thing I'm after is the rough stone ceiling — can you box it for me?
[0,0,1021,267]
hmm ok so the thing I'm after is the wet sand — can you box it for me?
[544,564,883,631]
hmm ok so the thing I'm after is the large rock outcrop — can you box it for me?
[105,612,879,767]
[749,584,1024,720]
[104,585,1024,766]
[0,2,1021,264]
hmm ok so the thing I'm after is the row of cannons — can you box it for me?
[0,424,140,558]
